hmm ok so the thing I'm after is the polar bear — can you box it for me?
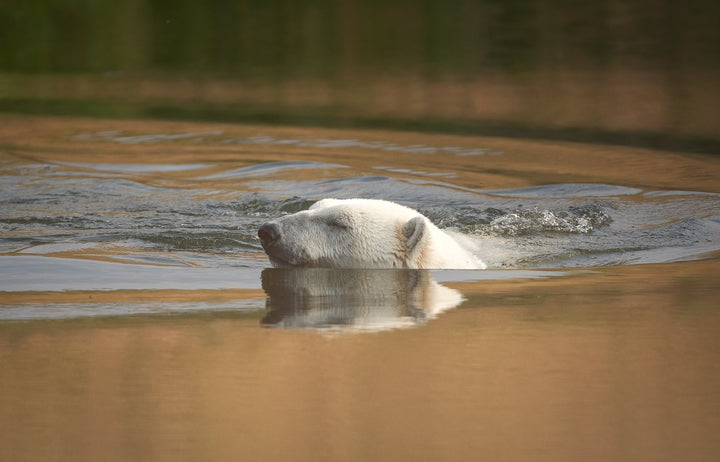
[257,198,486,269]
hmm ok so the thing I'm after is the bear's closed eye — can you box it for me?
[326,218,349,229]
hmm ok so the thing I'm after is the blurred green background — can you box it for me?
[1,0,718,152]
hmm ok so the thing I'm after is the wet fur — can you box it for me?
[259,198,485,269]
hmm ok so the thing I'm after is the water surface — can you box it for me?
[1,115,719,461]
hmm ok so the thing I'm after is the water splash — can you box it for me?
[486,205,613,236]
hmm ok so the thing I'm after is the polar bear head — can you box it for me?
[257,198,484,269]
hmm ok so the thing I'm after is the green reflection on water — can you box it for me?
[1,0,719,151]
[3,0,718,75]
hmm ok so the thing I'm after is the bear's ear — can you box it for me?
[403,216,429,266]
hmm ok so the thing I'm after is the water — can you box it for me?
[1,115,720,461]
[2,126,718,278]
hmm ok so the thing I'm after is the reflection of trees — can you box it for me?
[260,268,463,332]
[2,1,716,75]
[1,1,718,145]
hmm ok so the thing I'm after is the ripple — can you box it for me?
[203,161,349,179]
[486,183,643,198]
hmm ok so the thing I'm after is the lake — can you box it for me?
[1,114,719,461]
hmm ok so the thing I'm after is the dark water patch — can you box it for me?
[1,214,115,229]
[635,217,720,248]
[2,175,171,205]
[206,194,316,217]
[138,230,261,253]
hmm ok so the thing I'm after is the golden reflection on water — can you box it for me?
[1,115,720,461]
[2,260,720,461]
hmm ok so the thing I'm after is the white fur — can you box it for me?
[259,198,486,269]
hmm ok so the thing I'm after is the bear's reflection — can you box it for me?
[261,268,464,331]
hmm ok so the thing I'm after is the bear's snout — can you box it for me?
[258,222,281,248]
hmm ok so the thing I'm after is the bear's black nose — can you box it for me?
[258,222,281,247]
